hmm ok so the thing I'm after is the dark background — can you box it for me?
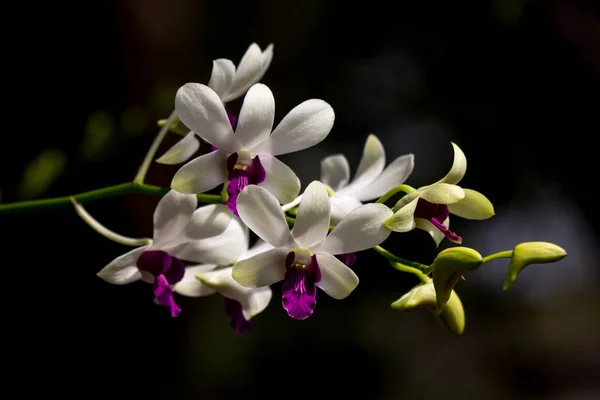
[2,0,599,398]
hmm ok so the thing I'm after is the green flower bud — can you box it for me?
[157,114,189,136]
[431,247,483,314]
[503,241,567,291]
[391,282,465,336]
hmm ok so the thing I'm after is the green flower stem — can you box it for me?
[0,182,222,214]
[372,245,430,272]
[482,250,513,264]
[133,109,177,184]
[390,261,430,283]
[376,184,415,204]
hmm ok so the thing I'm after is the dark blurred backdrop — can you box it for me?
[2,0,600,399]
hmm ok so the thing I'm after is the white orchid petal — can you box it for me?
[257,44,274,81]
[207,58,236,99]
[337,134,385,196]
[240,239,274,261]
[171,150,228,194]
[255,99,334,156]
[436,142,467,185]
[234,84,275,149]
[97,246,148,284]
[384,195,419,232]
[448,189,495,220]
[319,203,393,255]
[315,253,359,299]
[355,154,415,201]
[320,154,350,192]
[197,267,272,320]
[171,217,248,265]
[237,185,296,248]
[152,190,197,247]
[183,204,233,240]
[257,154,301,204]
[329,195,363,225]
[225,43,263,102]
[173,264,218,297]
[156,132,199,165]
[232,248,288,287]
[175,83,238,151]
[419,183,465,204]
[292,181,331,248]
[415,218,448,247]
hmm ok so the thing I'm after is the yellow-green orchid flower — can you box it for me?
[384,142,495,246]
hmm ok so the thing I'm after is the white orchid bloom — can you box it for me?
[384,142,495,246]
[174,219,274,333]
[171,83,335,216]
[232,181,393,320]
[320,134,414,224]
[157,43,274,165]
[97,190,238,317]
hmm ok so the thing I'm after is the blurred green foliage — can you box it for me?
[81,110,115,161]
[18,148,67,199]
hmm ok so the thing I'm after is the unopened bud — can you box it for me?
[503,242,567,291]
[157,114,189,136]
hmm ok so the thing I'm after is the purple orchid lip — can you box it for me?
[340,253,357,266]
[224,297,254,334]
[137,250,185,317]
[282,251,322,320]
[225,153,266,216]
[414,199,462,244]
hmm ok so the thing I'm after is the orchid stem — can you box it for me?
[133,110,177,184]
[482,250,514,264]
[0,182,222,214]
[390,261,430,283]
[372,245,430,272]
[376,184,415,204]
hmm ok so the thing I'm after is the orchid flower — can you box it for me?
[174,218,274,334]
[97,190,236,317]
[170,83,335,216]
[157,43,274,165]
[320,134,414,224]
[232,181,393,320]
[384,142,495,246]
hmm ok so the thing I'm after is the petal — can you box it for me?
[435,142,467,185]
[207,58,236,99]
[240,239,273,261]
[234,84,275,149]
[355,153,415,201]
[314,253,359,299]
[175,83,238,151]
[383,194,419,232]
[152,190,197,247]
[232,248,288,287]
[258,44,274,81]
[183,204,233,240]
[173,264,218,297]
[254,99,334,156]
[419,183,465,204]
[257,154,301,204]
[236,184,296,248]
[292,181,331,248]
[97,246,147,284]
[224,43,263,102]
[155,132,200,165]
[415,218,449,247]
[171,217,248,265]
[448,188,495,220]
[319,203,393,255]
[320,154,350,192]
[330,196,363,225]
[336,134,385,196]
[197,267,273,320]
[171,150,228,194]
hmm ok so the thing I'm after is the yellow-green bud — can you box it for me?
[503,241,567,291]
[431,247,483,314]
[391,282,465,336]
[157,114,189,136]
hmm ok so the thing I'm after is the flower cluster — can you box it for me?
[69,43,567,334]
